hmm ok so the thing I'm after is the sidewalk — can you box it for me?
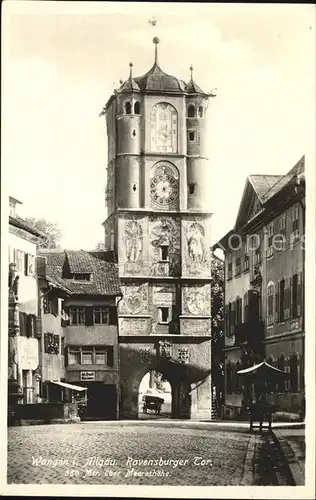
[273,427,305,485]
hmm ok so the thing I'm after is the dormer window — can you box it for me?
[73,273,91,281]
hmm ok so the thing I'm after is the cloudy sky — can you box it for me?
[3,2,315,249]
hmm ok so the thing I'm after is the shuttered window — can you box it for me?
[279,279,285,322]
[267,284,274,325]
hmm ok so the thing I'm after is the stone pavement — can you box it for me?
[273,427,305,485]
[6,421,294,486]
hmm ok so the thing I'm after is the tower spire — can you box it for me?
[129,62,133,79]
[190,65,194,81]
[153,37,160,65]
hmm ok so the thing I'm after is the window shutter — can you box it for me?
[224,305,229,333]
[64,346,68,366]
[53,334,59,346]
[85,307,93,326]
[289,277,293,318]
[36,256,47,277]
[24,254,29,276]
[275,282,280,322]
[297,272,302,316]
[107,347,114,367]
[244,293,249,323]
[44,332,48,353]
[109,307,117,325]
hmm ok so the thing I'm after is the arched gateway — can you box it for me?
[101,39,215,420]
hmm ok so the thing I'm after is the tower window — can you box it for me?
[198,106,203,118]
[134,101,140,114]
[159,307,170,324]
[125,102,131,114]
[132,129,136,137]
[188,131,196,142]
[132,184,137,192]
[160,245,169,261]
[188,105,195,118]
[189,183,196,195]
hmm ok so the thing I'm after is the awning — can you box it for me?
[50,380,87,392]
[237,360,287,377]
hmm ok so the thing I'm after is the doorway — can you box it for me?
[83,383,117,420]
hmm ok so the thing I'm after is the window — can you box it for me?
[279,279,285,322]
[13,249,24,273]
[134,101,140,114]
[68,349,81,365]
[66,346,114,366]
[159,307,170,323]
[267,283,274,325]
[160,245,169,261]
[73,273,91,281]
[236,297,242,325]
[69,307,86,325]
[266,223,274,258]
[251,234,261,266]
[95,348,106,365]
[292,274,298,317]
[81,350,93,364]
[235,251,241,277]
[188,105,195,117]
[125,102,131,114]
[61,337,65,356]
[277,215,287,251]
[188,130,196,142]
[189,182,196,195]
[242,241,249,272]
[93,307,109,325]
[43,295,58,315]
[290,206,300,245]
[198,106,203,118]
[24,253,35,276]
[44,333,59,354]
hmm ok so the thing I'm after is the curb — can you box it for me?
[273,429,305,486]
[240,433,256,485]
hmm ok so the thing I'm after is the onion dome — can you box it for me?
[134,38,186,93]
[119,62,140,92]
[186,65,206,95]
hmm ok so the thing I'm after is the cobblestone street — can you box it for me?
[6,422,290,486]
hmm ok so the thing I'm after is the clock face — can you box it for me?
[150,173,179,206]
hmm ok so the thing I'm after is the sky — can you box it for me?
[2,2,315,249]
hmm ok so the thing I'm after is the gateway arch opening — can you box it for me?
[138,371,172,419]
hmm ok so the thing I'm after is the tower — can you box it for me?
[102,38,215,419]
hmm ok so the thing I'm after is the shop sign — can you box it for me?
[80,371,95,381]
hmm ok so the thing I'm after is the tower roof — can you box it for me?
[119,62,140,92]
[186,65,206,95]
[133,38,186,93]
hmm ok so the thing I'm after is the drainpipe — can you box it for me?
[116,292,123,420]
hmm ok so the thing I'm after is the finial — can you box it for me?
[153,37,160,64]
[190,65,194,80]
[129,62,133,78]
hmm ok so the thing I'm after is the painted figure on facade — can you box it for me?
[150,218,180,276]
[124,219,144,274]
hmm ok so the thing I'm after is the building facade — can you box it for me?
[8,197,44,412]
[215,156,305,418]
[39,249,122,420]
[101,38,215,419]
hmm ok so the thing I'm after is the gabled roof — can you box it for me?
[249,175,283,203]
[39,249,121,296]
[9,215,46,238]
